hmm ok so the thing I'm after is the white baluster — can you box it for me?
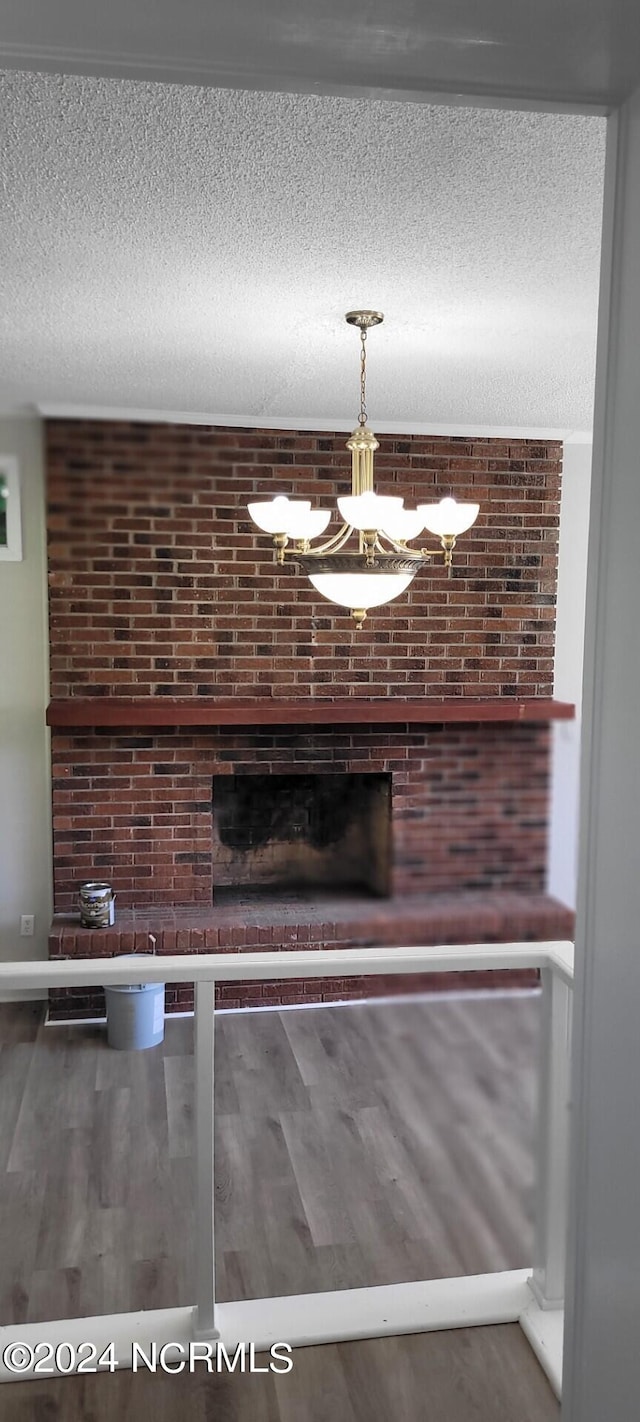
[531,966,572,1309]
[193,978,219,1339]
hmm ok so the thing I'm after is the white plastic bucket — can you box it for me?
[105,956,165,1050]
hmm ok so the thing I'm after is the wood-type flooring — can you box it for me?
[0,992,558,1419]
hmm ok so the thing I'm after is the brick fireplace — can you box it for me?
[45,420,574,1014]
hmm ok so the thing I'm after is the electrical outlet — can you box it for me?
[20,914,35,937]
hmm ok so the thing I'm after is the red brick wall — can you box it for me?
[45,420,567,1012]
[50,722,550,912]
[46,421,560,702]
[46,420,561,932]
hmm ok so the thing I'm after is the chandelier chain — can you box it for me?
[359,328,368,427]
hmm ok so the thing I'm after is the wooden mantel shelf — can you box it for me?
[46,698,575,729]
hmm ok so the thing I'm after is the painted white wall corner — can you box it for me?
[0,415,52,990]
[547,439,592,909]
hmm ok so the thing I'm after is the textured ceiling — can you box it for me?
[0,71,606,432]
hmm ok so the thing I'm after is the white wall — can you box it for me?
[0,415,51,988]
[546,440,592,908]
[563,89,640,1421]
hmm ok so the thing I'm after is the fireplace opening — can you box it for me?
[212,773,392,903]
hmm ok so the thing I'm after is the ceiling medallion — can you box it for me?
[247,311,479,629]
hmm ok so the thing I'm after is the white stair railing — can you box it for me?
[0,939,573,1392]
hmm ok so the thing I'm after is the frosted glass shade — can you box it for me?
[337,491,403,531]
[247,496,308,535]
[283,507,331,540]
[308,570,416,610]
[418,497,479,537]
[379,505,426,543]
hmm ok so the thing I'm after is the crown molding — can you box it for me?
[0,41,608,117]
[36,402,591,443]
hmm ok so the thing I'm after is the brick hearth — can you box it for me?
[48,889,573,1017]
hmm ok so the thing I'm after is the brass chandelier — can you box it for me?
[247,311,479,628]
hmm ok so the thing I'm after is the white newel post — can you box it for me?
[193,978,219,1340]
[531,967,571,1310]
[564,85,640,1420]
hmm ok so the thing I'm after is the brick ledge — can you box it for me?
[48,891,574,1017]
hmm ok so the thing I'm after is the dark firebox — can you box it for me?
[212,773,391,900]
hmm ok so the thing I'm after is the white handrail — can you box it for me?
[0,938,574,989]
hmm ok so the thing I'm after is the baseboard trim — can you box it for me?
[519,1293,564,1399]
[0,1269,562,1392]
[0,989,48,1002]
[42,985,540,1028]
[0,1270,534,1381]
[214,985,540,1016]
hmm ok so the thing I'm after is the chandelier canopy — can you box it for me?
[247,311,479,628]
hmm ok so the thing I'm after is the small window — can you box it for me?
[0,458,22,561]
